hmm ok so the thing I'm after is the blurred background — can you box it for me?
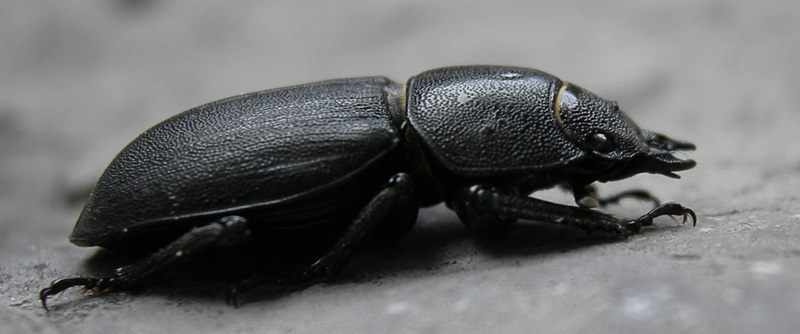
[2,1,799,333]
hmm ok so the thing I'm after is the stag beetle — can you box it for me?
[40,65,696,309]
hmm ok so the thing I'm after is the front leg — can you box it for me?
[450,185,695,236]
[571,184,661,209]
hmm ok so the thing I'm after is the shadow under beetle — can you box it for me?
[40,65,696,309]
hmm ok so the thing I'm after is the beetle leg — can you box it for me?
[452,185,646,236]
[40,215,250,311]
[449,185,517,232]
[596,189,661,208]
[572,185,661,209]
[572,185,600,208]
[305,173,415,277]
[226,172,415,307]
[625,202,697,231]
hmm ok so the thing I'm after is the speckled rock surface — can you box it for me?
[2,1,799,333]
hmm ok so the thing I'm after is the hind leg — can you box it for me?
[40,215,250,310]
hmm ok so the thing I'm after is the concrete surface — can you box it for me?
[2,0,800,333]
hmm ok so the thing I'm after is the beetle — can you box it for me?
[40,65,696,309]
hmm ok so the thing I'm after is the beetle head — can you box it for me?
[554,83,696,183]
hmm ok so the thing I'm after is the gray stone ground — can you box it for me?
[2,1,799,333]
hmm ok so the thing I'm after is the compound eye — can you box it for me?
[586,132,616,153]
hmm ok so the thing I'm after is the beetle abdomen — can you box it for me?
[71,77,404,247]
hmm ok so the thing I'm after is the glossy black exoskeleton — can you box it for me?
[40,66,696,309]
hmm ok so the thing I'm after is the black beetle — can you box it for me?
[40,65,696,309]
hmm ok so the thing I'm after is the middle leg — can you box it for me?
[226,172,417,306]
